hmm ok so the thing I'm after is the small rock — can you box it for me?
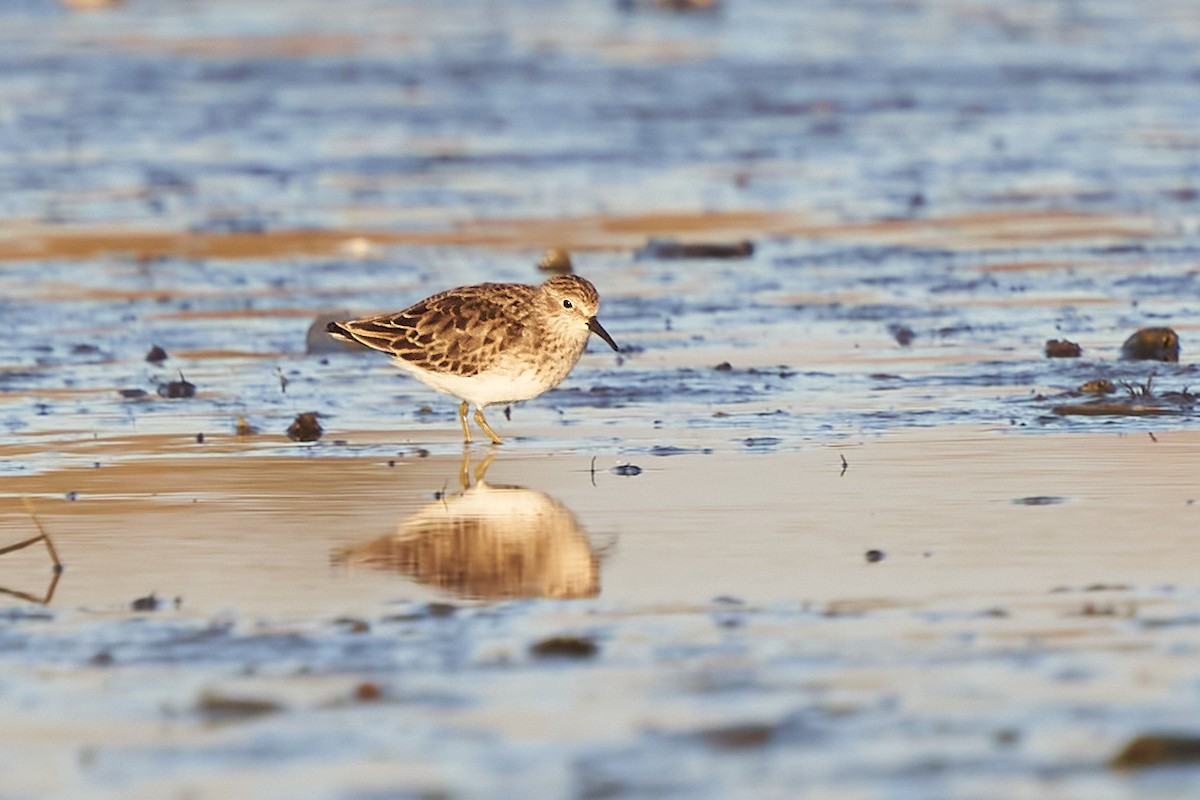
[197,692,282,722]
[1079,379,1115,394]
[426,602,456,617]
[714,361,733,372]
[611,464,643,476]
[617,0,721,14]
[889,324,916,346]
[537,248,574,273]
[287,412,323,442]
[118,388,149,400]
[156,373,196,399]
[145,344,168,363]
[530,635,598,659]
[334,617,370,634]
[131,593,159,611]
[697,723,775,750]
[865,549,886,563]
[635,237,753,260]
[1045,339,1082,358]
[1013,496,1066,506]
[1111,733,1200,770]
[1121,327,1180,362]
[354,682,383,702]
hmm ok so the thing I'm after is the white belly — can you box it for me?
[393,359,559,408]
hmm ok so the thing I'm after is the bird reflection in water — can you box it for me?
[336,451,601,600]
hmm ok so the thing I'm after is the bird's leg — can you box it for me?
[474,407,503,445]
[458,401,471,443]
[458,444,471,490]
[474,451,496,483]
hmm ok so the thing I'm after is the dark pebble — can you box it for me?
[1045,339,1082,358]
[1111,734,1200,769]
[156,375,196,399]
[865,549,886,563]
[355,682,383,702]
[530,635,598,659]
[888,324,915,346]
[131,593,159,611]
[1013,496,1066,505]
[145,345,168,363]
[286,412,323,442]
[197,692,282,721]
[537,248,574,273]
[1078,379,1115,394]
[1120,327,1180,362]
[426,602,457,617]
[635,237,754,260]
[697,723,775,750]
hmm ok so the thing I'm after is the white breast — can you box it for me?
[392,359,560,407]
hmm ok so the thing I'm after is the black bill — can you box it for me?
[587,317,620,352]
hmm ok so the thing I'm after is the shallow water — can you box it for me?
[4,0,1200,798]
[3,430,1200,800]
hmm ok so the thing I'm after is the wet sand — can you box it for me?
[3,429,1200,797]
[0,207,1158,262]
[3,427,1199,614]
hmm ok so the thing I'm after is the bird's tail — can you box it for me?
[326,320,357,343]
[326,320,393,353]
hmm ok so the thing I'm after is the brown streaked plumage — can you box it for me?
[327,275,619,444]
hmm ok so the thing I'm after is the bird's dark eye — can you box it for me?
[563,299,573,309]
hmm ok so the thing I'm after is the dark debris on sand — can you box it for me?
[287,412,323,442]
[529,635,598,660]
[156,373,196,399]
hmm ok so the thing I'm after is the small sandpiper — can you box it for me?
[327,275,619,443]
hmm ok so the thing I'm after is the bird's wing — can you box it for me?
[327,284,531,376]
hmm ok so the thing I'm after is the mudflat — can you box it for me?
[4,0,1200,797]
